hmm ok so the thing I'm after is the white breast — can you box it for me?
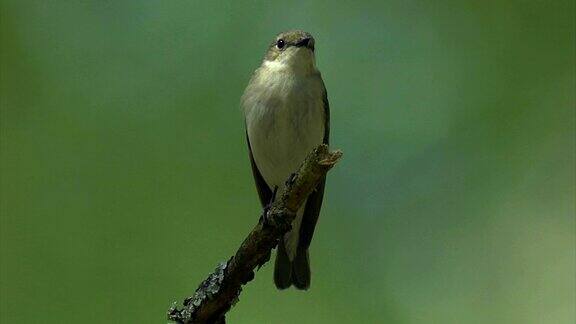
[243,64,325,190]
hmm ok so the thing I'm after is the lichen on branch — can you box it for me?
[168,144,342,324]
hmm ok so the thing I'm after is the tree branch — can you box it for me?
[168,144,342,324]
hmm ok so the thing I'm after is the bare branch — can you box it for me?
[168,144,342,323]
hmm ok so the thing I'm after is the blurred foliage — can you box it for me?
[1,1,574,323]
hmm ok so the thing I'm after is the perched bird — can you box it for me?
[241,30,330,290]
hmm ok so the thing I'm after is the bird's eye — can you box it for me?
[276,39,285,49]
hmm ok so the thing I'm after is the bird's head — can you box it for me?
[263,30,316,73]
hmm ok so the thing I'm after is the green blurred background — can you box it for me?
[1,1,574,323]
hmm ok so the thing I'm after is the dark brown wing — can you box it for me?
[246,130,273,207]
[298,84,330,249]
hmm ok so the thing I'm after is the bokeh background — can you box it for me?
[1,1,574,323]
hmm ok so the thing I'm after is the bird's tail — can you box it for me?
[274,240,310,290]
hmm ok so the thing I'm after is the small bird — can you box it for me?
[241,30,330,290]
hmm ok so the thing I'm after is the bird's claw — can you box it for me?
[260,186,278,226]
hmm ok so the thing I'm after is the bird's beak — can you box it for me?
[295,37,315,51]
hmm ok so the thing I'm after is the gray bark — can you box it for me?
[168,144,342,323]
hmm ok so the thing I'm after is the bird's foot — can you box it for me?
[261,186,278,225]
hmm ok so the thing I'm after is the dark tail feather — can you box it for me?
[274,240,292,289]
[291,248,310,290]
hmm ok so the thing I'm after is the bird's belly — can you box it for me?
[247,98,324,189]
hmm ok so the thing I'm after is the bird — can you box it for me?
[241,30,330,290]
